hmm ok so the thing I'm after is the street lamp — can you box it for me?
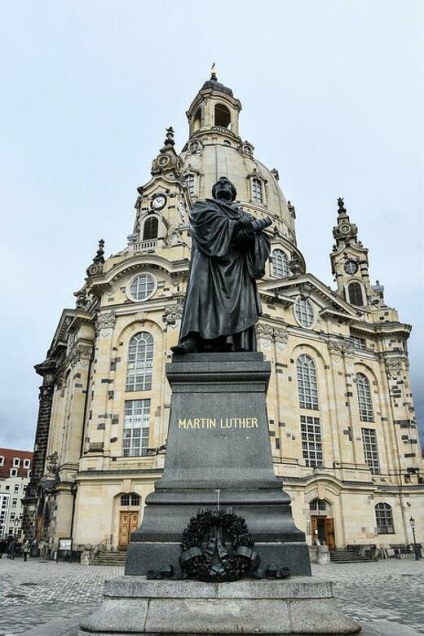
[409,517,421,561]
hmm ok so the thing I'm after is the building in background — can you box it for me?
[23,73,423,554]
[0,448,32,541]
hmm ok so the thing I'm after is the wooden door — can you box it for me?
[325,517,336,550]
[310,516,318,542]
[119,512,139,550]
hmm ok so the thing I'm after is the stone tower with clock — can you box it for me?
[23,72,423,559]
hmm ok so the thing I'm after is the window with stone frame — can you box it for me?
[143,217,159,241]
[375,503,394,534]
[123,400,150,457]
[300,415,323,468]
[309,499,327,512]
[297,355,319,410]
[356,373,374,422]
[251,177,263,203]
[361,428,380,474]
[348,281,365,306]
[272,249,290,278]
[126,332,154,392]
[184,172,196,197]
[294,297,314,328]
[120,493,141,507]
[129,274,155,301]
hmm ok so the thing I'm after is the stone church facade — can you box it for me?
[23,73,423,554]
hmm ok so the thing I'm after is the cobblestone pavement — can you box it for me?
[0,555,422,635]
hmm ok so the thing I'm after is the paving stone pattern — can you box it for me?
[0,556,422,635]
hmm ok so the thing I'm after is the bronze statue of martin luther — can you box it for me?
[171,176,271,354]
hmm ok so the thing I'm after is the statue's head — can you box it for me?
[212,177,237,202]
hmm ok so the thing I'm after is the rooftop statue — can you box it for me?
[171,177,271,354]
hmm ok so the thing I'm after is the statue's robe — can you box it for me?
[179,198,271,350]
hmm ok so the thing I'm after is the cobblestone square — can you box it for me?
[0,556,422,635]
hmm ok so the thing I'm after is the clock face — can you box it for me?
[345,259,358,275]
[152,195,166,210]
[340,224,350,234]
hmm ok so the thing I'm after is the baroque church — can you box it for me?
[23,72,423,554]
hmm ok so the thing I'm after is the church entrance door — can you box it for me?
[311,515,336,550]
[119,512,139,550]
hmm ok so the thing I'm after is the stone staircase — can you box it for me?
[91,550,127,566]
[330,548,374,563]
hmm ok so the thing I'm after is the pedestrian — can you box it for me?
[7,539,16,560]
[0,538,6,558]
[22,539,31,562]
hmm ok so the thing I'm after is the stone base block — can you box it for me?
[79,576,361,635]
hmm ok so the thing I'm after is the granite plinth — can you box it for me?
[126,353,310,577]
[78,577,361,635]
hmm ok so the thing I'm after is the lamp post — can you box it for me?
[409,517,421,561]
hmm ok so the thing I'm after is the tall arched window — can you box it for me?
[272,249,290,277]
[143,217,158,241]
[184,173,196,196]
[126,332,154,392]
[214,103,231,128]
[297,355,319,410]
[375,503,394,534]
[251,177,263,202]
[348,282,364,306]
[356,373,374,422]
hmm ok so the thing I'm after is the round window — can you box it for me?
[128,274,156,302]
[294,296,314,328]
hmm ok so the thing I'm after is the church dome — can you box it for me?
[180,75,298,246]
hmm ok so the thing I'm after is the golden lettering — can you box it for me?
[179,417,259,430]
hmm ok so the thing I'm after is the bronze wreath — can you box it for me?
[179,507,260,582]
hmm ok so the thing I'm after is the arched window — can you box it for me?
[251,177,263,202]
[272,249,290,277]
[375,503,394,534]
[297,355,319,409]
[309,499,327,512]
[120,493,140,507]
[348,282,364,306]
[126,332,154,392]
[143,217,158,241]
[184,172,196,196]
[356,373,374,422]
[215,103,231,128]
[294,297,314,328]
[193,108,201,132]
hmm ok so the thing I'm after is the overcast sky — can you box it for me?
[1,1,423,451]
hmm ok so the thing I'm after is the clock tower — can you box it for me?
[331,197,384,308]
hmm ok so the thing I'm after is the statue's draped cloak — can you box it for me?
[179,198,271,343]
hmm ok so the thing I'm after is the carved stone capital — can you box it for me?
[163,303,183,325]
[273,327,288,344]
[68,344,93,368]
[256,323,273,339]
[96,311,116,335]
[328,339,354,356]
[38,385,54,404]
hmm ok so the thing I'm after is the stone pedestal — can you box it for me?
[126,352,310,577]
[80,353,360,634]
[78,577,361,635]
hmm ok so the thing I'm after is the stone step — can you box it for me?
[330,549,373,563]
[91,551,127,566]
